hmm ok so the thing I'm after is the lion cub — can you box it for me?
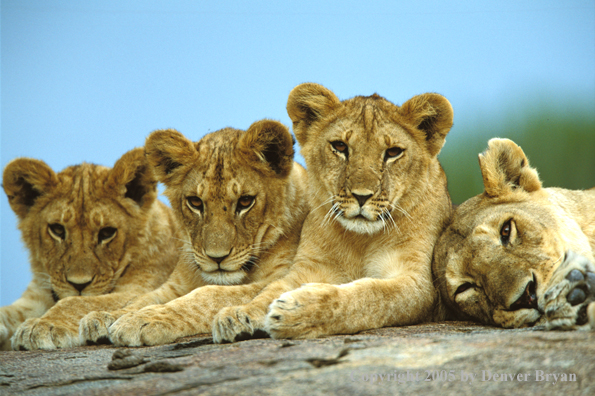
[1,148,179,350]
[213,83,454,341]
[433,138,595,330]
[80,119,309,346]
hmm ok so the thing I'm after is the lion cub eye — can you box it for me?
[500,219,513,246]
[237,195,255,212]
[384,147,404,161]
[98,227,117,243]
[48,223,66,240]
[331,141,349,157]
[186,196,203,212]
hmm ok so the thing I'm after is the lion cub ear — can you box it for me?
[399,93,454,157]
[286,83,341,146]
[2,158,58,219]
[145,129,197,187]
[108,148,158,209]
[478,138,542,197]
[239,119,295,178]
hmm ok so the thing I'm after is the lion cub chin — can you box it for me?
[213,83,454,342]
[1,148,179,350]
[79,119,309,347]
[433,138,595,330]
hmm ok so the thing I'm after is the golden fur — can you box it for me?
[433,138,595,330]
[213,83,453,342]
[0,149,179,350]
[79,119,309,346]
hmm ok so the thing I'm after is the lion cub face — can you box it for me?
[287,83,453,235]
[145,120,295,286]
[3,149,158,300]
[434,138,594,328]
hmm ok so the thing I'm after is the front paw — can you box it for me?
[212,306,262,343]
[0,321,10,350]
[109,307,181,347]
[79,311,116,345]
[12,318,79,350]
[265,283,339,339]
[544,251,595,330]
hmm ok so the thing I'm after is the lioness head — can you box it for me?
[287,83,453,234]
[2,149,159,300]
[433,138,594,328]
[145,119,296,285]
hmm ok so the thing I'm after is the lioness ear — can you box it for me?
[2,158,58,219]
[145,129,197,187]
[239,119,295,177]
[286,83,341,146]
[108,148,158,209]
[399,93,454,157]
[478,138,542,197]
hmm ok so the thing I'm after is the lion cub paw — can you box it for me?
[109,307,180,347]
[11,318,79,350]
[265,283,339,339]
[212,306,267,343]
[544,251,595,330]
[79,311,116,345]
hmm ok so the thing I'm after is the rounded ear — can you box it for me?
[108,147,158,209]
[145,129,197,187]
[2,158,58,219]
[399,93,454,157]
[239,119,295,177]
[478,138,542,198]
[286,83,341,146]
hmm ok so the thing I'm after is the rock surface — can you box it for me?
[0,322,593,395]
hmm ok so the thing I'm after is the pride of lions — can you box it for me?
[2,83,594,351]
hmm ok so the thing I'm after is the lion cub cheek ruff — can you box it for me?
[79,120,310,347]
[212,83,453,342]
[1,148,180,350]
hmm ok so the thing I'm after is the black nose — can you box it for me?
[208,254,229,265]
[68,280,92,293]
[352,193,373,207]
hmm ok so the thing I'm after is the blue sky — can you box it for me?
[1,0,594,305]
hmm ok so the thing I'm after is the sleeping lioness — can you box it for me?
[433,138,595,330]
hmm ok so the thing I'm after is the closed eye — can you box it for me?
[454,282,475,296]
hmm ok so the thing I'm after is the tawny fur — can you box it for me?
[79,119,309,347]
[1,148,179,350]
[433,138,595,330]
[213,83,454,342]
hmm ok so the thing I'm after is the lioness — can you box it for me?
[79,119,309,346]
[433,138,595,330]
[213,83,454,342]
[1,148,179,350]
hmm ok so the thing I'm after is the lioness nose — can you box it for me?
[68,279,92,293]
[353,193,373,207]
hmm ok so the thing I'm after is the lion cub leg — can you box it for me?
[0,278,54,350]
[213,263,343,343]
[265,266,434,339]
[108,282,265,346]
[12,291,147,350]
[80,263,199,344]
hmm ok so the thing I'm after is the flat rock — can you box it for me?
[0,322,593,395]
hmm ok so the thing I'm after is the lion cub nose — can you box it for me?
[67,278,93,293]
[207,252,230,265]
[352,193,373,207]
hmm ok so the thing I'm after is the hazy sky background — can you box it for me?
[1,0,594,305]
